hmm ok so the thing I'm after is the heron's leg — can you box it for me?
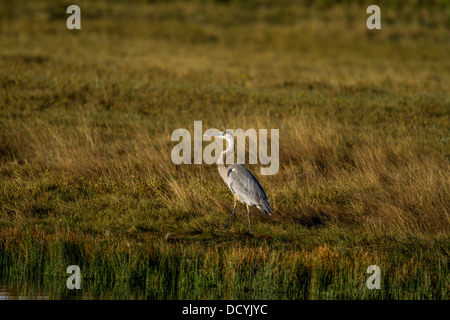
[226,194,237,232]
[247,204,252,233]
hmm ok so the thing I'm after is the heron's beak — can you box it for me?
[203,132,221,138]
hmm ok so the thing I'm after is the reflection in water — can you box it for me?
[0,278,276,300]
[0,285,49,300]
[0,282,97,300]
[0,279,191,300]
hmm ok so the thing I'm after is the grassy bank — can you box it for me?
[0,0,449,299]
[1,227,447,299]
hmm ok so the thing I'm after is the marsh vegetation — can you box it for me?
[0,0,449,299]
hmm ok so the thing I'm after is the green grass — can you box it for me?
[0,0,449,299]
[1,227,447,299]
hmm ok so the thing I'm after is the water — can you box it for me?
[0,285,50,300]
[0,280,173,300]
[0,281,115,300]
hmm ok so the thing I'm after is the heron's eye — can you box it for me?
[222,132,226,136]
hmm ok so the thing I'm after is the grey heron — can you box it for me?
[203,131,273,233]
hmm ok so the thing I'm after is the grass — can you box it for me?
[0,0,449,299]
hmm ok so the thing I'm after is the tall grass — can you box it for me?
[0,227,447,299]
[0,0,449,299]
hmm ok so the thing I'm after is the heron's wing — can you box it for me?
[226,164,269,206]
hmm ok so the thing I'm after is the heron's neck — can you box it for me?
[218,136,234,167]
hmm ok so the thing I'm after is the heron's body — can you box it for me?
[218,163,273,216]
[204,130,273,233]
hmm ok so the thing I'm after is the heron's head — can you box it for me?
[203,131,233,140]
